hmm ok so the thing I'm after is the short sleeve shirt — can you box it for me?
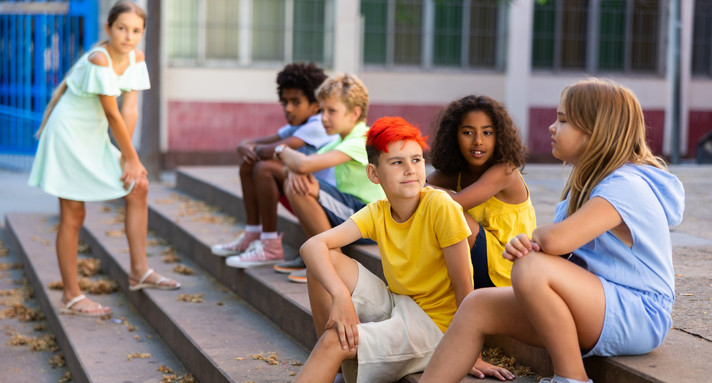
[278,114,337,184]
[350,186,472,332]
[317,122,385,203]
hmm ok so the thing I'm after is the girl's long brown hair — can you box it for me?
[561,78,666,216]
[36,1,146,138]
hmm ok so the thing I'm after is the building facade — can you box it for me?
[156,0,712,166]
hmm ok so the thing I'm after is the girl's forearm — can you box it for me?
[107,112,139,160]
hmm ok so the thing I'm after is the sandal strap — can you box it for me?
[64,294,87,309]
[155,276,169,286]
[137,268,155,284]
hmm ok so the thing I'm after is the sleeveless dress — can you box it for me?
[28,47,150,201]
[457,170,537,286]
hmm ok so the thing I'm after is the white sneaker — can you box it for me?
[211,231,260,256]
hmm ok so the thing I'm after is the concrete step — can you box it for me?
[169,166,712,383]
[78,200,309,382]
[0,228,70,383]
[4,213,187,383]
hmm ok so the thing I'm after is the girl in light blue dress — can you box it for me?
[29,1,179,317]
[421,78,684,383]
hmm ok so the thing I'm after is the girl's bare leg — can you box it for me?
[511,252,604,381]
[124,178,178,287]
[57,198,109,314]
[420,287,541,383]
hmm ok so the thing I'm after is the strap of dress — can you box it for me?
[90,46,113,67]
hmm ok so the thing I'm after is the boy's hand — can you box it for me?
[287,172,316,196]
[236,143,258,164]
[503,233,540,261]
[325,294,360,352]
[469,356,516,381]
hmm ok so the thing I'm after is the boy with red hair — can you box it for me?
[295,117,513,382]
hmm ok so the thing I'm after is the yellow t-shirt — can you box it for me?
[350,186,472,332]
[458,170,537,287]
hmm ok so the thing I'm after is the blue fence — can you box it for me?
[0,0,97,171]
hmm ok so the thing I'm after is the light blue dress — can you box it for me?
[555,164,685,356]
[28,47,150,201]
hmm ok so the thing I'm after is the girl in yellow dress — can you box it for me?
[427,95,536,289]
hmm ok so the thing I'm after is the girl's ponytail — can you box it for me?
[35,79,67,138]
[35,39,110,138]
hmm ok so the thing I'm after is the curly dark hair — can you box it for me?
[429,95,527,174]
[276,62,327,105]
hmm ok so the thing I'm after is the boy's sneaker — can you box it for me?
[288,268,308,283]
[225,235,285,268]
[273,256,306,274]
[211,231,260,256]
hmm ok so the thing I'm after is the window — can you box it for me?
[166,0,333,66]
[532,0,664,74]
[692,0,712,76]
[361,0,506,70]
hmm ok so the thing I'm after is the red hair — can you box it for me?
[366,117,428,164]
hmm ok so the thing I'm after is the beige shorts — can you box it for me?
[341,262,444,383]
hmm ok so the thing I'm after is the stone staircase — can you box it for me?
[4,165,710,382]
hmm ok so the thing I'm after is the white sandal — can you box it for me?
[59,294,111,317]
[129,268,181,291]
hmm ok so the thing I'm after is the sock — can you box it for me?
[245,225,262,233]
[261,231,279,240]
[554,375,593,383]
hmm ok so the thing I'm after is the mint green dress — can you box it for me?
[28,47,150,201]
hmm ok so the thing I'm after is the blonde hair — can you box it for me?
[315,74,369,122]
[36,1,146,138]
[561,78,667,216]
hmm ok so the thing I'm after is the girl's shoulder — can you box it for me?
[426,170,458,190]
[133,48,146,63]
[88,48,110,67]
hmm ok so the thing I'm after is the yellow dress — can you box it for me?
[458,171,537,286]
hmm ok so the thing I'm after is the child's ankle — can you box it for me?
[260,232,279,240]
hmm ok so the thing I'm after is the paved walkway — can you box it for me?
[2,164,711,342]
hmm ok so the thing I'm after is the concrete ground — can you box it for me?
[1,164,711,353]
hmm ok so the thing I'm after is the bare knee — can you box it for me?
[60,202,85,230]
[511,253,551,293]
[318,328,357,360]
[124,179,148,205]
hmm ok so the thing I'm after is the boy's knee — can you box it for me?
[319,328,357,360]
[239,161,255,178]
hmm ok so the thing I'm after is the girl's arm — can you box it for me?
[98,94,146,189]
[505,196,625,259]
[120,90,138,138]
[278,146,351,174]
[451,162,522,210]
[300,219,364,350]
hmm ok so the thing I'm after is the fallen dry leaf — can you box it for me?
[58,371,71,383]
[0,263,23,271]
[77,258,101,277]
[172,264,195,275]
[105,228,125,237]
[177,293,203,303]
[252,352,279,365]
[158,365,174,373]
[77,240,91,254]
[49,353,65,368]
[482,347,535,377]
[162,253,181,263]
[127,352,151,361]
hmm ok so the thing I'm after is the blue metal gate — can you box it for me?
[0,0,97,171]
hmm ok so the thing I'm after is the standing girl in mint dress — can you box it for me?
[29,1,179,317]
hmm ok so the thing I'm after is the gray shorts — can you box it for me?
[341,262,444,383]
